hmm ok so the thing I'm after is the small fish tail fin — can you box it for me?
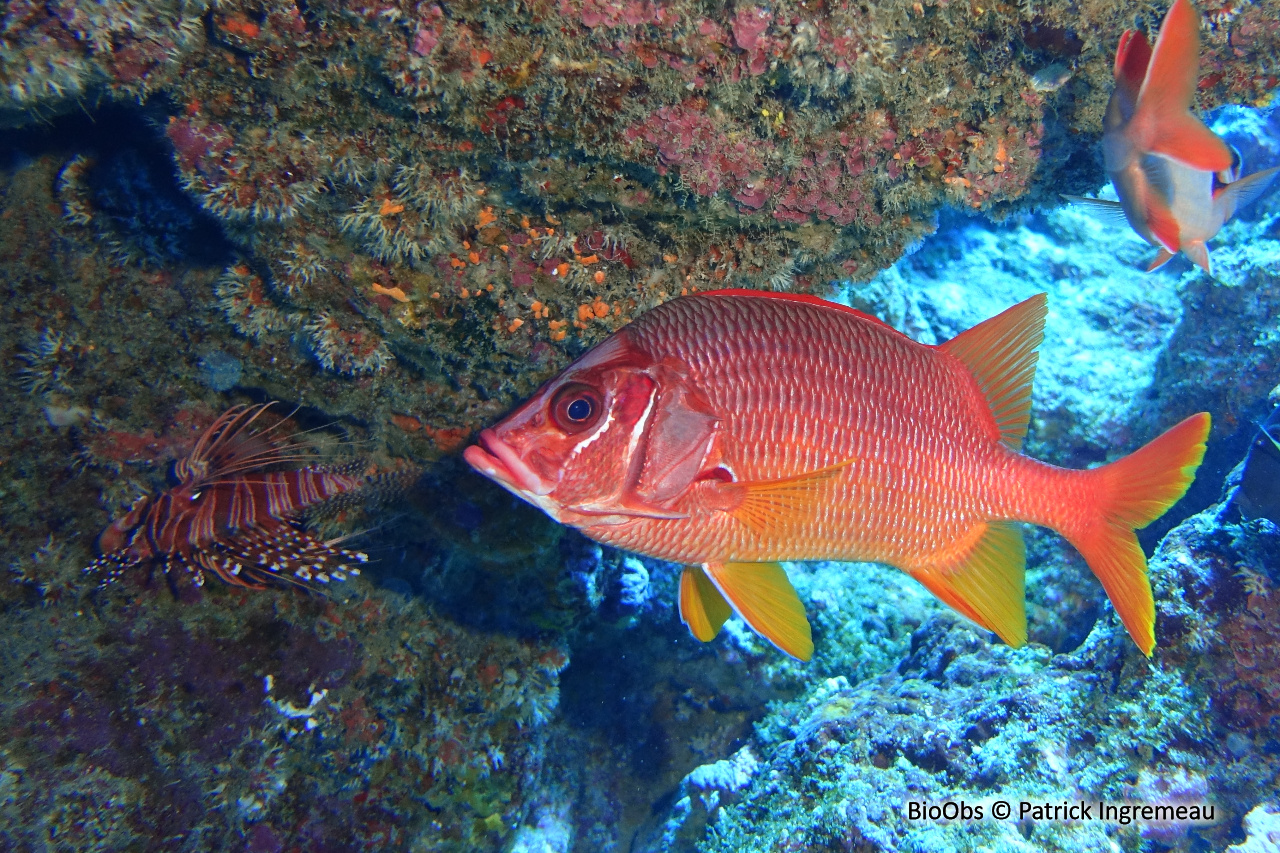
[1182,241,1211,274]
[1130,0,1233,172]
[1068,412,1211,655]
[1113,29,1152,110]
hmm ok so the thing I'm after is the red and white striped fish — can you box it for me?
[88,403,397,592]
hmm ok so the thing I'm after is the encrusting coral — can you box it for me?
[6,0,1279,444]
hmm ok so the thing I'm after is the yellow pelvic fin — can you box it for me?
[940,293,1047,450]
[679,565,732,642]
[703,561,814,661]
[909,521,1028,649]
[728,459,855,535]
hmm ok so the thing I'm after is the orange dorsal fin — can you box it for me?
[679,565,732,642]
[703,561,814,661]
[727,459,856,534]
[1068,412,1210,655]
[908,521,1028,648]
[939,293,1047,450]
[1130,0,1233,172]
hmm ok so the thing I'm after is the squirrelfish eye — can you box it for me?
[551,383,603,433]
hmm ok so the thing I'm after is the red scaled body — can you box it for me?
[466,290,1209,660]
[89,404,378,591]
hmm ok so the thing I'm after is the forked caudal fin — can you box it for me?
[1068,412,1211,655]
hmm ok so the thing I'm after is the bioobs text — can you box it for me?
[906,801,984,821]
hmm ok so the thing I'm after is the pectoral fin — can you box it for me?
[1214,166,1280,219]
[908,521,1028,649]
[727,459,856,534]
[1060,195,1131,227]
[679,565,732,642]
[703,561,814,661]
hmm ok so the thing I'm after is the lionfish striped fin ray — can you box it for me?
[180,404,316,485]
[294,468,420,522]
[84,550,142,585]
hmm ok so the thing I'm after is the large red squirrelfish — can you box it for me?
[465,291,1209,660]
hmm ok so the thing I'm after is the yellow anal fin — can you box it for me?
[909,521,1028,649]
[728,459,855,536]
[703,561,814,661]
[940,293,1047,450]
[679,565,732,642]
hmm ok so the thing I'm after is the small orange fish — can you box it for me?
[1066,0,1277,273]
[465,291,1209,660]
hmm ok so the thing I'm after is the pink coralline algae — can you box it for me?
[1,0,201,112]
[411,4,444,56]
[731,6,774,51]
[628,106,898,227]
[565,0,669,29]
[166,116,322,222]
[626,102,773,198]
[772,135,886,227]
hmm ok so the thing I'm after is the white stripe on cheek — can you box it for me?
[624,384,658,464]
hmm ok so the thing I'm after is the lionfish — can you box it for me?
[87,403,405,593]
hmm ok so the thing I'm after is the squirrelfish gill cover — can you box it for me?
[465,291,1210,661]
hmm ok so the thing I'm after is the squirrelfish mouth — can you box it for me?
[463,429,554,497]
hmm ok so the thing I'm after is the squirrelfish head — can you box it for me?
[465,330,685,529]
